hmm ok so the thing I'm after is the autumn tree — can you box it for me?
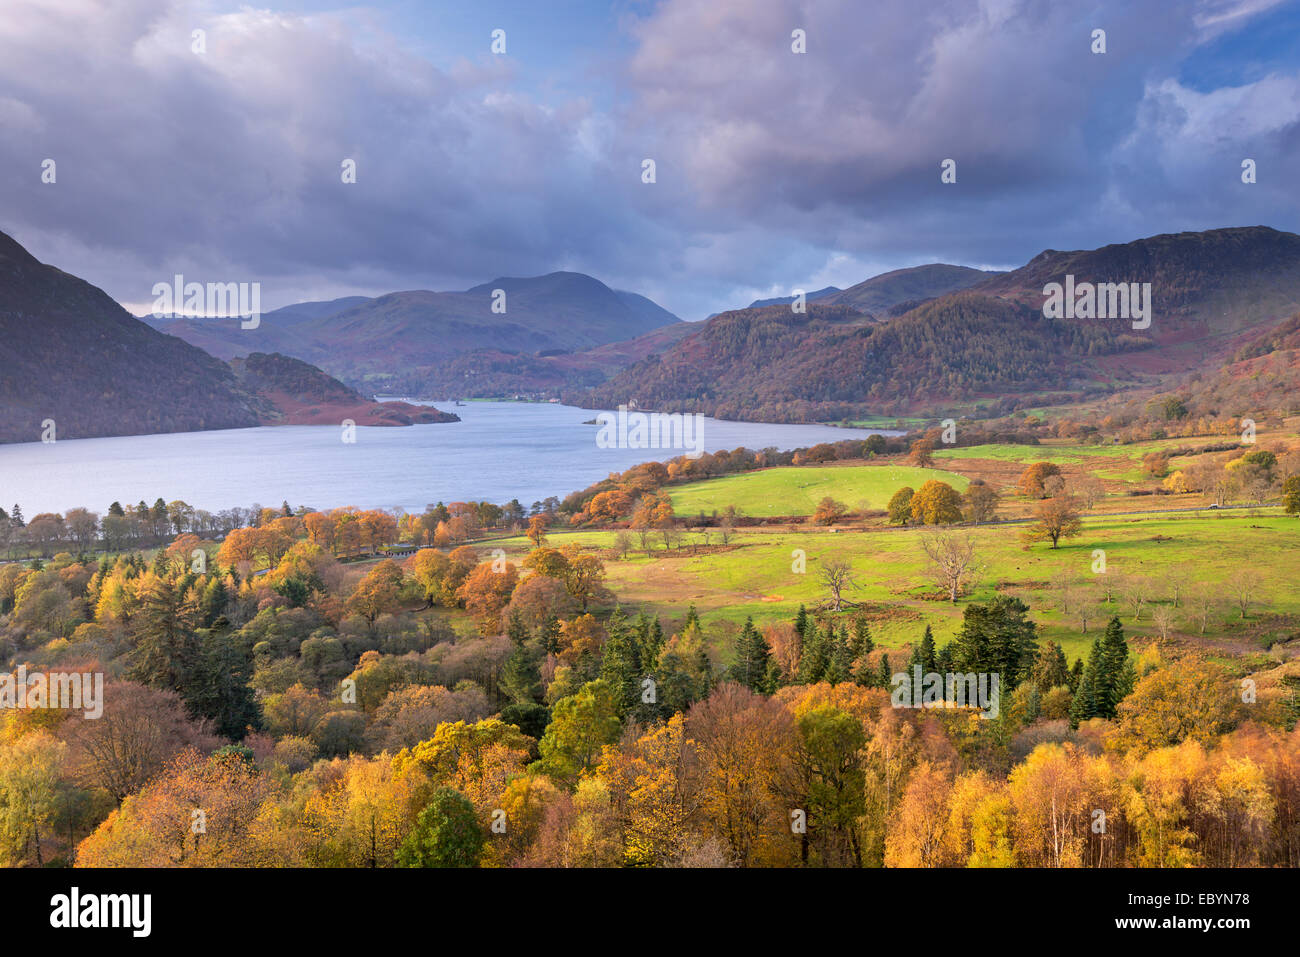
[526,514,549,547]
[795,704,868,866]
[0,732,68,867]
[962,480,1000,523]
[1022,494,1082,549]
[347,559,404,628]
[813,496,849,526]
[1017,461,1062,499]
[887,486,914,525]
[687,684,797,866]
[909,480,963,525]
[1283,474,1300,515]
[908,439,936,469]
[1113,658,1238,753]
[456,561,520,634]
[69,681,217,804]
[76,749,269,866]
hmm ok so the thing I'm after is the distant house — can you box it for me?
[378,543,418,558]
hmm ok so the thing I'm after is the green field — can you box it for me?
[668,464,970,518]
[494,509,1296,667]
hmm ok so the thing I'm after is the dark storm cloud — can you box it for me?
[0,0,1296,319]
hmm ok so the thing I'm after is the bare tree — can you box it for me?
[717,519,734,545]
[634,523,654,553]
[1078,601,1103,634]
[1207,467,1235,507]
[1070,476,1105,511]
[1226,568,1261,619]
[659,523,681,551]
[1243,471,1274,506]
[1189,583,1219,634]
[1097,569,1117,604]
[612,531,632,560]
[920,530,980,604]
[1119,574,1151,621]
[819,559,859,612]
[1050,566,1080,616]
[1150,604,1176,641]
[1164,571,1189,609]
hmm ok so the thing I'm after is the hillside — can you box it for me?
[575,227,1300,421]
[825,263,1000,314]
[0,229,264,444]
[745,286,840,309]
[574,295,1135,421]
[0,229,460,444]
[150,271,682,393]
[230,352,460,426]
[410,320,702,399]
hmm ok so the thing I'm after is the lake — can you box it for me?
[0,402,893,516]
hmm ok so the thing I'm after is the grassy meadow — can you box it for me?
[492,507,1296,668]
[668,463,969,517]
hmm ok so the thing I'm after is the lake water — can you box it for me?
[0,402,891,515]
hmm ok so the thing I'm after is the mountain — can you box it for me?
[142,295,372,331]
[149,271,683,393]
[406,320,702,399]
[613,289,682,330]
[708,263,995,318]
[230,352,459,426]
[574,227,1300,421]
[0,230,458,444]
[746,286,841,309]
[824,263,1001,314]
[972,226,1300,373]
[0,229,265,444]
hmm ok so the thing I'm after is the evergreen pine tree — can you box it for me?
[793,605,809,642]
[798,621,830,684]
[599,609,642,715]
[1031,641,1070,691]
[684,604,701,630]
[503,613,543,706]
[854,651,876,687]
[539,614,561,656]
[189,625,259,738]
[729,617,772,693]
[1069,639,1104,728]
[1067,657,1085,692]
[1096,616,1129,718]
[913,625,937,673]
[199,576,228,627]
[825,627,853,685]
[128,575,200,694]
[850,616,874,658]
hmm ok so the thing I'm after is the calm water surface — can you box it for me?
[0,402,892,515]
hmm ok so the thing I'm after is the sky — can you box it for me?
[1,0,1298,320]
